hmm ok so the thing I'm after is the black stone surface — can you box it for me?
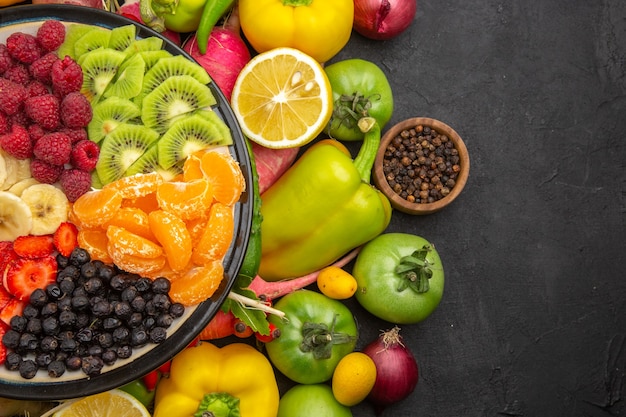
[323,0,626,416]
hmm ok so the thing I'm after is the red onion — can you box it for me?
[362,326,419,415]
[353,0,417,41]
[183,4,251,102]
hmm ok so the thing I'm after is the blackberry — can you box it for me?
[69,247,90,266]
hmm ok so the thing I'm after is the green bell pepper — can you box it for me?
[258,117,392,281]
[140,0,207,33]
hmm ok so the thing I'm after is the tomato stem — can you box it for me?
[299,316,357,360]
[395,245,436,293]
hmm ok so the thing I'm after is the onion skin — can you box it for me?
[362,326,419,415]
[353,0,417,41]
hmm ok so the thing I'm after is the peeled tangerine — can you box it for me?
[148,210,192,272]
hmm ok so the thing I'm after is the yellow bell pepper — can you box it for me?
[153,342,279,417]
[238,0,354,63]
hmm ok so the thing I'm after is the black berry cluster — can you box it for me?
[1,247,185,379]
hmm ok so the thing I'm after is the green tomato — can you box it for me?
[353,233,445,324]
[324,59,394,141]
[277,384,353,417]
[162,0,206,33]
[266,290,358,384]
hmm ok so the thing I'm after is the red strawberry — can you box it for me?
[0,297,26,326]
[0,241,18,277]
[12,235,55,259]
[53,222,79,257]
[0,320,8,364]
[4,255,57,300]
[0,284,11,311]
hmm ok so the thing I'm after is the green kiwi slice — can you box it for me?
[139,50,174,71]
[141,55,211,98]
[108,24,137,52]
[80,48,127,104]
[104,54,145,100]
[141,75,217,133]
[125,144,183,181]
[57,24,94,60]
[74,28,111,59]
[156,113,230,169]
[88,96,142,143]
[195,110,233,145]
[125,37,164,54]
[96,123,160,185]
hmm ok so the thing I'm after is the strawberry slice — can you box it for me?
[53,222,79,257]
[13,235,55,259]
[0,241,18,276]
[0,284,11,311]
[4,256,57,301]
[0,320,8,364]
[0,297,26,326]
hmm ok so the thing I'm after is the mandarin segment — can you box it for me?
[156,178,212,220]
[200,149,245,205]
[106,225,164,259]
[148,210,192,272]
[104,207,157,242]
[108,248,167,276]
[169,260,224,305]
[191,203,234,265]
[121,192,160,213]
[103,171,164,199]
[72,188,124,229]
[77,229,112,263]
[182,152,204,181]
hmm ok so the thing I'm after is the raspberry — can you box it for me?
[51,56,83,97]
[0,78,28,115]
[30,158,63,184]
[29,52,59,84]
[10,110,30,128]
[0,124,32,159]
[61,92,92,128]
[6,32,42,64]
[28,124,47,142]
[36,20,66,53]
[3,63,31,85]
[33,131,71,166]
[0,112,9,135]
[26,80,50,97]
[24,94,61,131]
[0,44,15,75]
[58,127,88,144]
[70,139,100,172]
[60,168,92,202]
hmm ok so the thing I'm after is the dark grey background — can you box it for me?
[322,0,626,416]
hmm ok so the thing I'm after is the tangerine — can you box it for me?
[191,203,234,265]
[200,149,245,205]
[156,178,212,220]
[106,225,164,259]
[104,207,157,242]
[107,246,167,276]
[121,192,160,214]
[72,188,123,229]
[103,172,163,200]
[77,229,112,263]
[169,260,224,305]
[148,210,192,272]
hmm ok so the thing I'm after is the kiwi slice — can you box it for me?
[88,96,142,143]
[91,170,103,190]
[80,48,127,104]
[139,50,174,71]
[141,55,211,98]
[157,113,229,169]
[104,54,145,100]
[108,24,136,52]
[125,37,164,54]
[195,110,233,145]
[57,24,94,60]
[141,75,217,133]
[126,144,183,181]
[96,123,160,185]
[74,28,111,59]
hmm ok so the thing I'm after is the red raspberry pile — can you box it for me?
[0,20,97,202]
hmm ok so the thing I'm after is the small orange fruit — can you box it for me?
[108,249,167,276]
[156,178,212,220]
[191,203,234,265]
[72,188,123,229]
[169,260,224,305]
[121,192,160,214]
[106,225,164,259]
[182,152,204,181]
[77,229,112,263]
[148,210,192,272]
[104,207,157,242]
[104,172,163,200]
[199,149,245,205]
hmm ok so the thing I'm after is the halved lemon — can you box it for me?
[51,389,151,417]
[231,47,333,149]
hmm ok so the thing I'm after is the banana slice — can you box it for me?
[0,150,19,191]
[8,178,40,197]
[21,183,69,235]
[14,157,32,182]
[0,152,7,189]
[0,191,33,241]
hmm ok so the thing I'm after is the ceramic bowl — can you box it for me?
[373,117,469,215]
[0,5,252,400]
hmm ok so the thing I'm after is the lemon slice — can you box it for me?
[231,47,333,149]
[51,389,151,417]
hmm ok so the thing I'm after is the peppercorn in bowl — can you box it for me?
[373,117,470,215]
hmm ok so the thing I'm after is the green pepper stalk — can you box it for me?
[196,0,235,54]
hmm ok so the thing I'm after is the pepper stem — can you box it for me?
[195,392,241,417]
[395,245,437,294]
[353,117,380,184]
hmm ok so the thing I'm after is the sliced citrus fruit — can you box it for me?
[106,225,164,259]
[231,47,333,149]
[199,149,245,205]
[156,178,212,220]
[191,203,234,265]
[148,210,192,272]
[71,188,123,229]
[169,260,224,306]
[52,388,151,417]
